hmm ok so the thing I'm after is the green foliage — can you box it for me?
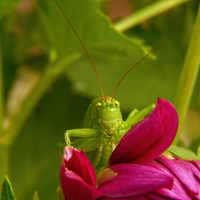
[198,145,200,159]
[168,145,199,160]
[0,0,199,199]
[1,176,16,200]
[0,0,23,20]
[32,191,40,200]
[38,0,155,110]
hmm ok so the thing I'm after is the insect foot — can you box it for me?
[64,130,72,146]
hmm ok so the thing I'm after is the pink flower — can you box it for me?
[141,154,200,200]
[59,99,200,199]
[96,163,173,198]
[60,146,174,200]
[110,98,178,165]
[60,147,104,200]
[97,154,200,200]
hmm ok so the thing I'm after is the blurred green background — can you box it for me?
[0,0,200,199]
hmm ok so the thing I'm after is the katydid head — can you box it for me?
[91,96,122,136]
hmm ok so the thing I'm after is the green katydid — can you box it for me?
[54,0,155,173]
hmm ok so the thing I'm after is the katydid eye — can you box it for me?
[97,102,101,110]
[114,101,119,108]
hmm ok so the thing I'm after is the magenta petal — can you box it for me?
[60,147,104,200]
[98,196,149,200]
[156,156,199,196]
[186,160,200,180]
[62,146,96,186]
[110,98,178,165]
[97,163,173,198]
[153,181,191,200]
[192,159,200,170]
[145,161,192,200]
[194,178,200,199]
[143,192,181,200]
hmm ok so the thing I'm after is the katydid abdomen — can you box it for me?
[90,140,116,173]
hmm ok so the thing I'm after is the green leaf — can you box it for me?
[197,145,200,159]
[38,0,148,58]
[32,191,40,200]
[38,0,158,110]
[168,145,199,160]
[57,186,65,200]
[0,0,23,19]
[1,176,16,200]
[37,0,185,111]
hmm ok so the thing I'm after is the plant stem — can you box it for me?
[114,0,188,32]
[0,34,7,187]
[0,34,3,137]
[0,145,9,188]
[173,3,200,145]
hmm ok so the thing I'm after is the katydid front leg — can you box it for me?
[122,104,155,129]
[64,127,116,172]
[126,108,139,119]
[65,128,101,152]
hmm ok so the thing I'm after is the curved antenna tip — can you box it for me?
[111,47,166,101]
